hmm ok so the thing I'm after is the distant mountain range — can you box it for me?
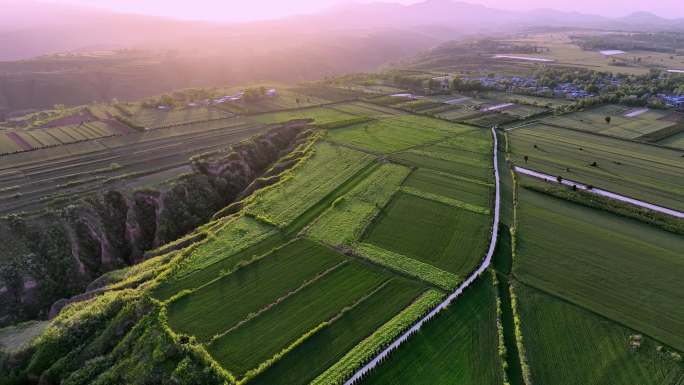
[1,0,683,61]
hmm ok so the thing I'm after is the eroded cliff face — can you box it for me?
[0,121,312,326]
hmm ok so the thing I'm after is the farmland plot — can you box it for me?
[326,116,474,153]
[166,239,343,341]
[509,123,684,211]
[362,191,491,278]
[249,278,426,385]
[541,105,679,139]
[307,163,411,246]
[389,129,494,184]
[330,101,404,118]
[515,189,684,351]
[245,142,373,227]
[403,168,492,209]
[361,277,502,385]
[0,134,21,154]
[249,107,355,125]
[658,131,684,149]
[152,232,287,301]
[517,284,684,385]
[207,260,391,376]
[131,107,233,129]
[391,148,491,183]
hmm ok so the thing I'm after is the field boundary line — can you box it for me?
[514,166,684,218]
[343,126,501,384]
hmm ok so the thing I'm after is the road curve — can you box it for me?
[343,127,502,385]
[514,166,684,219]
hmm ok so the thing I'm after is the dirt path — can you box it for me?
[514,166,684,219]
[343,126,502,384]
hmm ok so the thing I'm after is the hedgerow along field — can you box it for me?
[516,284,684,385]
[508,122,684,211]
[514,187,684,351]
[360,277,503,385]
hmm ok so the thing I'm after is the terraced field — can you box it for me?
[0,117,264,215]
[515,188,684,351]
[0,122,120,155]
[508,123,684,210]
[129,106,234,129]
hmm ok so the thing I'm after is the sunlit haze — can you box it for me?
[41,0,684,21]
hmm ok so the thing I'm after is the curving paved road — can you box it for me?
[514,166,684,219]
[343,127,502,384]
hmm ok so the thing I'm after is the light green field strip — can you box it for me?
[352,243,459,291]
[245,142,373,228]
[310,289,445,385]
[400,186,489,215]
[173,216,278,277]
[307,163,411,246]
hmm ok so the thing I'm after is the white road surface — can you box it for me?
[514,166,684,219]
[343,127,502,384]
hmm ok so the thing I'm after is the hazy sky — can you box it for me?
[42,0,684,21]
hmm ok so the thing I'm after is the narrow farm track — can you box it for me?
[514,166,684,219]
[344,127,501,385]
